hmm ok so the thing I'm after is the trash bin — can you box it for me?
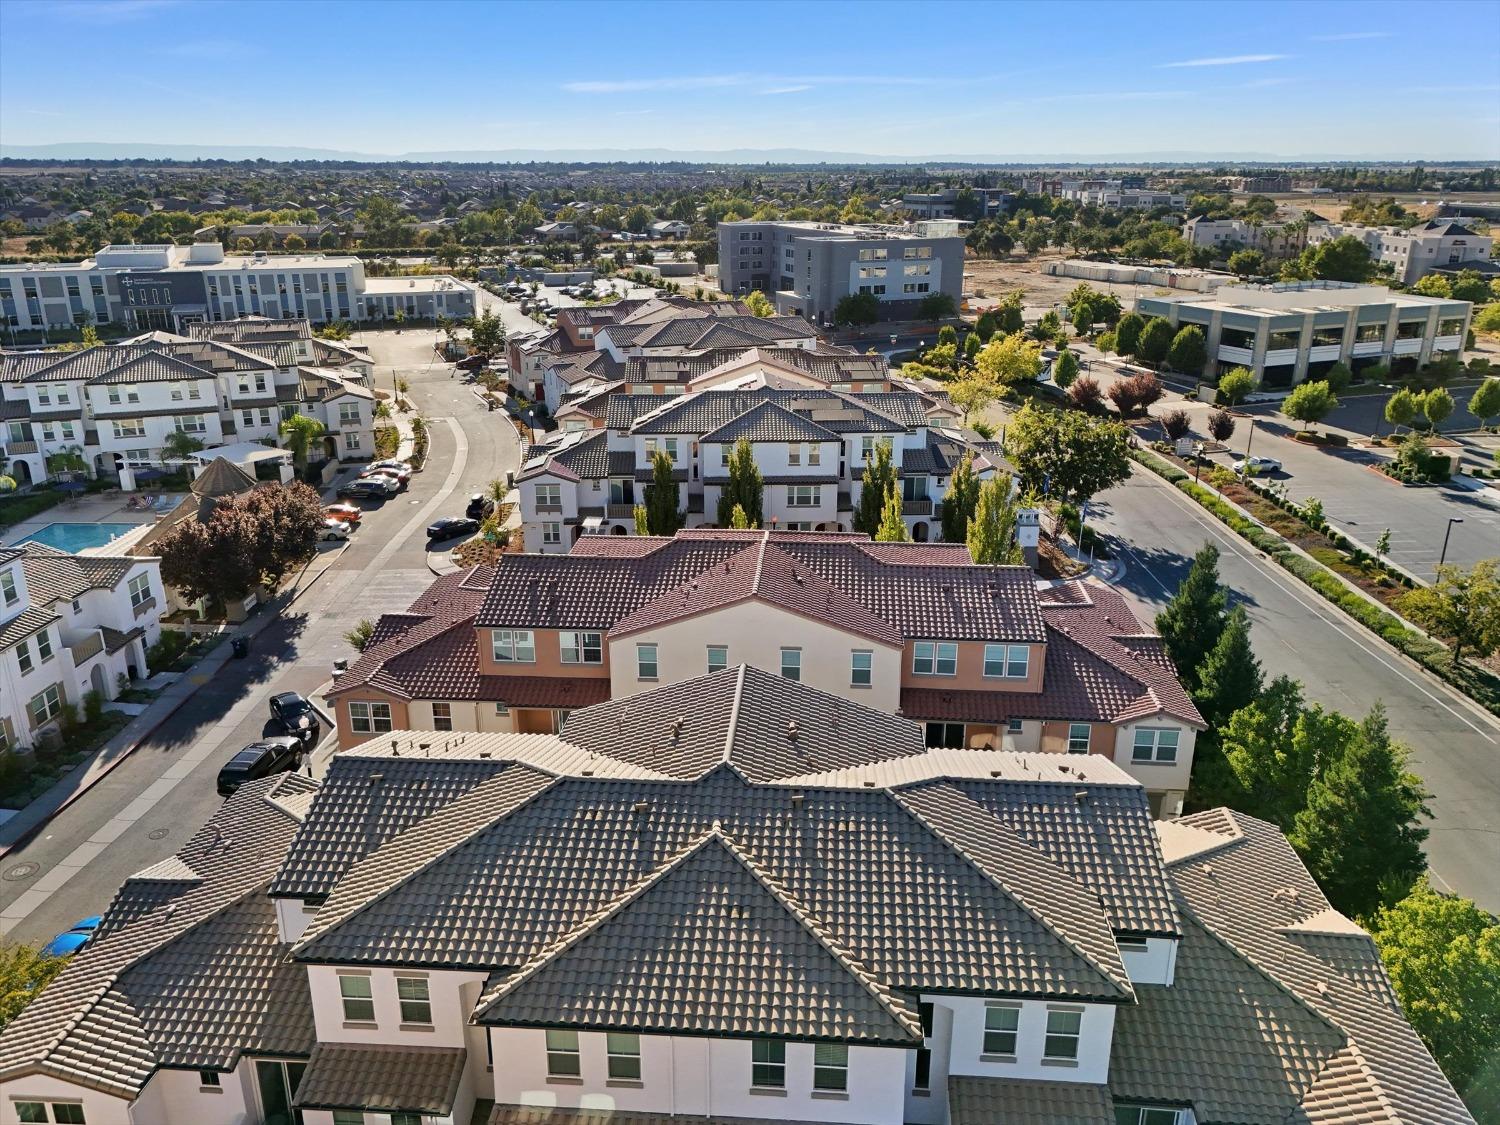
[231,636,249,659]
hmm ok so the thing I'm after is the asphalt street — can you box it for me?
[0,334,522,947]
[1091,465,1500,912]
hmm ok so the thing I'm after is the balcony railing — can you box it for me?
[902,498,933,516]
[606,503,636,520]
[68,631,104,665]
[534,502,564,513]
[4,440,38,455]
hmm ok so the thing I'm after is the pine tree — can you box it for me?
[940,453,979,543]
[852,439,897,537]
[1290,704,1431,919]
[1155,543,1227,693]
[966,475,1022,565]
[716,437,763,527]
[643,450,683,536]
[875,484,909,542]
[1193,605,1262,730]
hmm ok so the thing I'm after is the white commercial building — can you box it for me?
[1182,217,1307,259]
[1308,220,1494,285]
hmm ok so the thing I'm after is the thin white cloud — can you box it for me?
[14,108,66,117]
[563,75,754,94]
[1310,31,1391,41]
[759,85,812,96]
[1160,53,1289,68]
[563,72,955,94]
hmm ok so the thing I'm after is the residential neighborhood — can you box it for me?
[0,2,1498,1124]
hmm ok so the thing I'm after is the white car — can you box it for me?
[319,518,351,541]
[366,459,410,475]
[1232,456,1283,475]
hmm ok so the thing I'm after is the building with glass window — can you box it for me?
[1135,281,1472,389]
[1308,220,1494,285]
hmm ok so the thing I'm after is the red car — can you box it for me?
[324,503,362,525]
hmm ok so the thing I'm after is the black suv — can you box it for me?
[217,737,302,796]
[466,494,494,520]
[269,691,318,743]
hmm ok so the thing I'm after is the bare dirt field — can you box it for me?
[964,254,1165,312]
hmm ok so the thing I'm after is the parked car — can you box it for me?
[367,459,411,474]
[466,494,495,520]
[216,737,303,796]
[361,464,411,487]
[427,516,480,541]
[319,519,352,541]
[324,503,362,525]
[337,479,391,500]
[41,916,101,958]
[1232,456,1284,475]
[268,691,318,742]
[362,471,407,493]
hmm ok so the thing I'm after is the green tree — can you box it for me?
[0,941,68,1029]
[937,324,958,349]
[1421,386,1455,431]
[1166,325,1208,375]
[729,503,752,529]
[1136,316,1174,365]
[975,331,1043,389]
[1155,543,1228,694]
[716,437,763,527]
[468,310,507,356]
[632,504,649,536]
[919,292,958,320]
[162,429,205,461]
[643,449,683,535]
[1283,380,1339,432]
[1003,403,1131,508]
[1468,377,1500,429]
[1216,366,1256,406]
[1193,605,1262,730]
[344,619,375,651]
[278,414,327,468]
[1412,274,1452,298]
[974,311,998,342]
[1296,235,1373,283]
[1400,560,1500,665]
[1052,348,1080,389]
[833,292,880,326]
[963,332,982,363]
[1226,248,1265,277]
[1449,269,1490,304]
[875,484,909,542]
[743,290,775,318]
[1385,386,1419,434]
[1290,703,1430,918]
[1369,880,1500,1104]
[948,369,1002,425]
[852,439,897,537]
[994,291,1025,336]
[940,453,979,543]
[966,474,1022,564]
[1324,361,1354,393]
[1114,311,1145,357]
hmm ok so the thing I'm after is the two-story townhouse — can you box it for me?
[327,531,1203,815]
[0,543,163,753]
[187,317,376,387]
[0,673,1471,1125]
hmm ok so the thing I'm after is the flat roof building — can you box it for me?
[1309,220,1494,285]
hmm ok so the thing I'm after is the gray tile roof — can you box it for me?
[85,350,216,386]
[624,345,888,389]
[490,1108,830,1125]
[293,1044,466,1114]
[19,542,136,606]
[949,1075,1115,1124]
[621,388,916,437]
[0,605,59,652]
[700,400,844,444]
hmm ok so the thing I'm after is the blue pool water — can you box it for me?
[14,522,139,552]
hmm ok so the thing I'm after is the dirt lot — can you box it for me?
[964,253,1169,313]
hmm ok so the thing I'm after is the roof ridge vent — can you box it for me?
[786,719,800,743]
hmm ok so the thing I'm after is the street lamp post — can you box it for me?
[1240,419,1257,475]
[1439,517,1464,570]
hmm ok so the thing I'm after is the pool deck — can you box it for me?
[1,493,177,554]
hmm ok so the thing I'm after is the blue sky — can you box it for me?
[2,0,1498,160]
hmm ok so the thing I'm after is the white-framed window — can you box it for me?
[333,1111,364,1125]
[338,973,375,1022]
[338,401,361,425]
[1132,728,1180,764]
[780,647,801,681]
[751,1039,785,1088]
[607,1032,641,1080]
[808,444,821,466]
[983,644,1029,678]
[860,435,876,461]
[912,641,957,676]
[397,976,432,1024]
[114,418,146,438]
[857,247,889,261]
[431,702,453,731]
[494,701,510,716]
[1115,1107,1184,1125]
[535,483,562,508]
[176,414,207,434]
[707,644,728,673]
[559,630,603,664]
[813,1043,848,1091]
[198,1070,220,1089]
[787,484,820,507]
[17,1104,87,1124]
[850,649,872,687]
[348,701,393,734]
[491,629,536,663]
[983,1003,1020,1056]
[35,630,52,662]
[344,431,360,451]
[16,637,32,674]
[0,569,16,606]
[128,572,152,608]
[644,436,679,463]
[1006,718,1024,733]
[546,1029,580,1077]
[1067,723,1091,753]
[637,643,658,679]
[171,386,184,401]
[107,386,121,405]
[788,443,801,466]
[1044,1006,1083,1060]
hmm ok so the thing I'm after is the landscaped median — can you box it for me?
[1130,446,1500,718]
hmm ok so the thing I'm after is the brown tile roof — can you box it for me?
[0,605,59,652]
[18,542,137,605]
[490,1108,827,1125]
[293,1044,466,1115]
[949,1075,1115,1124]
[700,399,844,444]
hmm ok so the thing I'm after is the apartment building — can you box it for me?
[0,322,376,487]
[1054,181,1185,210]
[0,672,1470,1125]
[1308,220,1494,284]
[0,242,476,334]
[1224,174,1292,194]
[898,188,1013,220]
[326,531,1202,815]
[1182,217,1307,259]
[0,542,163,753]
[520,368,981,546]
[1136,280,1472,388]
[716,220,966,324]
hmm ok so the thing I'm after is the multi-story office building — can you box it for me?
[1135,281,1472,387]
[717,221,966,324]
[1308,220,1495,285]
[0,670,1469,1125]
[1182,217,1307,259]
[326,532,1202,815]
[898,188,1013,220]
[1052,181,1185,210]
[0,242,476,335]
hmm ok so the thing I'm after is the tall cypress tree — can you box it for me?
[966,475,1022,565]
[644,449,684,536]
[853,439,897,537]
[1155,543,1228,693]
[875,484,909,542]
[941,453,979,543]
[716,437,763,527]
[1193,605,1262,730]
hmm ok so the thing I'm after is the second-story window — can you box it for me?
[536,483,561,509]
[339,974,374,1022]
[983,644,1029,678]
[1044,1006,1082,1061]
[637,643,658,680]
[707,645,728,674]
[1,569,17,606]
[751,1039,785,1088]
[606,1033,641,1080]
[128,573,152,608]
[850,650,872,687]
[787,484,820,507]
[36,629,52,662]
[559,631,603,664]
[492,629,536,663]
[808,444,821,466]
[912,641,957,676]
[780,647,801,681]
[1067,724,1091,754]
[546,1029,581,1077]
[431,703,452,731]
[983,1003,1019,1057]
[397,976,432,1024]
[813,1043,848,1091]
[1132,729,1180,764]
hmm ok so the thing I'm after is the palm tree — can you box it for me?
[162,430,205,462]
[278,414,326,468]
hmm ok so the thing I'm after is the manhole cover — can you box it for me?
[4,862,39,882]
[148,828,170,840]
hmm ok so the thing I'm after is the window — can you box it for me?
[1114,1107,1183,1125]
[707,644,728,673]
[51,1109,87,1125]
[903,245,933,259]
[1131,728,1180,764]
[926,721,965,748]
[431,703,452,731]
[807,444,821,466]
[348,701,393,734]
[128,572,152,608]
[857,248,889,261]
[176,414,207,434]
[1067,724,1092,753]
[981,644,1029,679]
[114,418,146,438]
[494,701,510,716]
[780,647,801,681]
[1044,1006,1082,1060]
[16,638,32,675]
[535,483,562,509]
[543,522,562,545]
[607,1032,641,1080]
[860,436,876,461]
[913,1048,932,1091]
[559,631,603,664]
[28,685,62,727]
[788,443,801,466]
[850,650,872,687]
[14,1105,48,1124]
[983,1004,1019,1056]
[1007,718,1024,733]
[912,641,957,676]
[339,402,360,425]
[546,1029,581,1077]
[637,643,658,680]
[397,976,432,1023]
[0,569,16,606]
[751,1039,785,1088]
[344,431,360,451]
[199,1070,221,1088]
[339,974,375,1022]
[491,629,536,663]
[813,1043,848,1091]
[787,484,820,507]
[333,1112,365,1125]
[903,263,932,276]
[35,630,52,662]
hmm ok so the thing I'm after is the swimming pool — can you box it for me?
[14,522,140,552]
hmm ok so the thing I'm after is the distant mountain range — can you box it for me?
[2,141,1492,165]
